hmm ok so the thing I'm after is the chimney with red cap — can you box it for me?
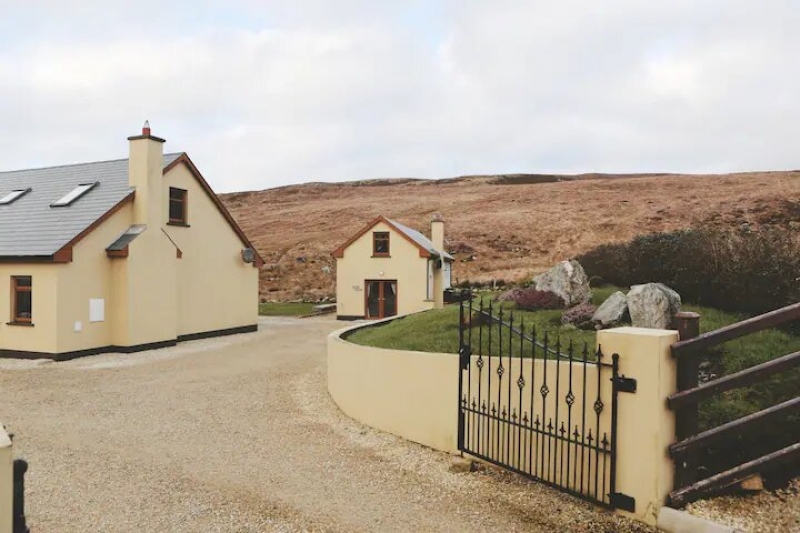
[128,120,166,227]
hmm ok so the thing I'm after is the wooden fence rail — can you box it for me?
[667,303,800,506]
[667,350,800,410]
[671,302,800,357]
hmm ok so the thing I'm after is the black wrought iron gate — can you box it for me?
[457,295,634,511]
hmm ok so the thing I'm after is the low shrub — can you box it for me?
[561,303,597,330]
[496,288,523,302]
[579,228,800,481]
[506,289,565,311]
[577,228,800,317]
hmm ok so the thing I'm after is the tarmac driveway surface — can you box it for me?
[0,316,653,532]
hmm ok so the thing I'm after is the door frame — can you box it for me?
[364,279,399,319]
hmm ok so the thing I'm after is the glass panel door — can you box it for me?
[366,281,381,318]
[384,281,397,317]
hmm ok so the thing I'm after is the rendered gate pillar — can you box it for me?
[0,424,12,533]
[597,327,679,526]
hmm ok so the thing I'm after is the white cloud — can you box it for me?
[0,1,799,191]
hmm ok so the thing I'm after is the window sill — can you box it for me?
[167,221,190,228]
[371,254,391,258]
[6,321,34,327]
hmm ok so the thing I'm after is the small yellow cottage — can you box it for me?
[0,123,263,360]
[332,215,453,320]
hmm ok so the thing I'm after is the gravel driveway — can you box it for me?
[0,317,654,533]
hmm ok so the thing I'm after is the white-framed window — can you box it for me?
[0,188,31,205]
[52,182,98,207]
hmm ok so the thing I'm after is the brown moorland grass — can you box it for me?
[220,172,800,301]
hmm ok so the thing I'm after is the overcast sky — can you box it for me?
[1,1,798,192]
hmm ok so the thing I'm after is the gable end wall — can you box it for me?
[335,221,432,318]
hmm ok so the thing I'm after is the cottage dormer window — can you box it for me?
[373,232,390,256]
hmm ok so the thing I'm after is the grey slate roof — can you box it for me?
[0,153,182,257]
[388,219,454,261]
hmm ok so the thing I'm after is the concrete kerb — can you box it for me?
[657,507,744,533]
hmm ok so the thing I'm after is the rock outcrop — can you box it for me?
[592,291,629,328]
[532,260,592,307]
[627,283,682,329]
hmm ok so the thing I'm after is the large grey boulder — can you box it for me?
[532,260,592,307]
[627,283,682,329]
[592,291,628,328]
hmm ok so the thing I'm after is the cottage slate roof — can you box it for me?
[0,153,182,257]
[387,219,454,261]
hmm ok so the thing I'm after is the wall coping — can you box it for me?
[602,326,679,337]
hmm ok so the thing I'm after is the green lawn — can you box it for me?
[258,301,317,316]
[347,285,799,358]
[346,286,618,354]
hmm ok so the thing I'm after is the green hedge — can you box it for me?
[577,229,800,317]
[578,229,800,481]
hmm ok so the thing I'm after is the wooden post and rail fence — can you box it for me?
[667,302,800,507]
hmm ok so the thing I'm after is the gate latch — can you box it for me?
[612,375,637,393]
[458,345,472,370]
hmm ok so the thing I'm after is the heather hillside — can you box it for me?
[220,171,800,301]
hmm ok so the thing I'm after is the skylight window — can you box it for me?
[51,182,98,207]
[0,188,31,205]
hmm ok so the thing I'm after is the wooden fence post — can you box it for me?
[673,311,700,492]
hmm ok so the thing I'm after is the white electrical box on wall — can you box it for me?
[89,299,105,323]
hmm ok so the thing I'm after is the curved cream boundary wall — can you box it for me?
[328,318,680,526]
[327,318,460,454]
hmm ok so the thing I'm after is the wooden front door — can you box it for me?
[365,280,398,319]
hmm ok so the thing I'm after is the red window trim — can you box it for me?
[169,187,188,225]
[372,231,390,257]
[11,275,32,324]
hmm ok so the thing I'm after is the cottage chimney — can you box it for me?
[128,120,165,227]
[431,213,445,254]
[431,214,446,309]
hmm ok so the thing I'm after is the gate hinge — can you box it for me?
[609,492,636,512]
[458,345,472,370]
[612,375,637,393]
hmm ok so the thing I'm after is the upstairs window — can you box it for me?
[0,188,31,205]
[11,276,32,324]
[373,232,390,256]
[169,187,188,225]
[51,182,97,207]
